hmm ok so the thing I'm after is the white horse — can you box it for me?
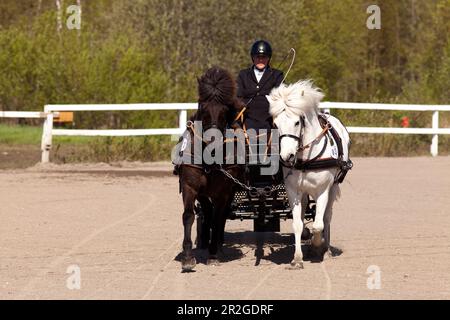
[267,80,351,269]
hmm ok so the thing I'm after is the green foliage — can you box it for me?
[0,0,449,160]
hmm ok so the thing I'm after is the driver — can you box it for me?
[237,40,284,131]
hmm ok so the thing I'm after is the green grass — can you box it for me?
[0,124,175,162]
[0,124,91,145]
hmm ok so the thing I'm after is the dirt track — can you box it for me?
[0,157,449,300]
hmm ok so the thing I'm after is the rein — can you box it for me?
[279,113,353,182]
[279,116,330,154]
[186,120,244,145]
[186,120,208,144]
[182,119,245,172]
[298,121,331,152]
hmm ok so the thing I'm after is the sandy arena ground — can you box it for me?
[0,157,449,300]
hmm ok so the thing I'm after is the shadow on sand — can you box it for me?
[174,231,343,268]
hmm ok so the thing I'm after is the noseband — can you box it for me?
[279,116,307,152]
[279,115,331,168]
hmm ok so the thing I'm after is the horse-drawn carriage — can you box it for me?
[176,67,352,271]
[219,147,316,232]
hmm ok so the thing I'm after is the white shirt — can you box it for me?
[253,67,266,83]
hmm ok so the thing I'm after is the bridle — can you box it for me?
[278,115,305,151]
[278,115,331,169]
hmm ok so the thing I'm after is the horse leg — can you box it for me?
[219,194,234,248]
[196,196,213,250]
[181,186,197,271]
[207,197,228,265]
[323,185,339,257]
[218,214,226,250]
[311,190,329,250]
[285,184,304,270]
[289,199,305,269]
[301,194,311,240]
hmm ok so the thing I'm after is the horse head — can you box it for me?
[195,67,238,133]
[267,80,324,165]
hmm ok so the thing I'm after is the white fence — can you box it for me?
[0,111,51,119]
[1,103,449,163]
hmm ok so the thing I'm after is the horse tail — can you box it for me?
[197,67,236,106]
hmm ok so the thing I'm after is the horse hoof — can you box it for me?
[181,257,196,272]
[207,258,220,266]
[287,260,304,270]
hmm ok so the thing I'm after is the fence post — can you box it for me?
[179,109,187,134]
[41,108,54,163]
[430,110,439,157]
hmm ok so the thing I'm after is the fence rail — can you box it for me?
[0,111,53,119]
[1,103,449,162]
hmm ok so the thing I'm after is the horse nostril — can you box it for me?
[288,154,295,162]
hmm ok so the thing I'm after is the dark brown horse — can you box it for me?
[178,67,244,271]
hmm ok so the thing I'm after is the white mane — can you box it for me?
[267,80,325,118]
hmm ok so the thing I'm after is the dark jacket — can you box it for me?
[237,66,284,130]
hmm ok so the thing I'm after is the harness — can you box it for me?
[280,113,353,184]
[178,122,241,170]
[174,108,277,194]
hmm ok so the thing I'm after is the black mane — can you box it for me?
[197,67,236,106]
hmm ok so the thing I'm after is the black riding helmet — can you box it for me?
[250,40,273,59]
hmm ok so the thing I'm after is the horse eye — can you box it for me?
[295,121,300,126]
